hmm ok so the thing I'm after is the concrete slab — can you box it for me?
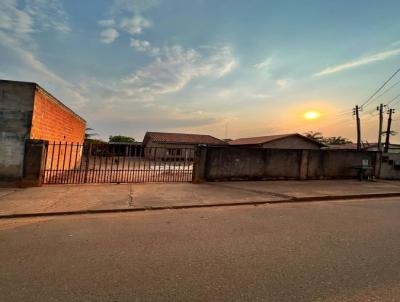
[1,180,400,218]
[131,183,283,208]
[214,180,400,199]
[0,184,132,216]
[0,188,20,199]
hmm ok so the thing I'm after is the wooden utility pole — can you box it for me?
[384,108,395,153]
[377,104,384,152]
[353,105,361,150]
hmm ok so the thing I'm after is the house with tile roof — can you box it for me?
[228,133,325,149]
[143,131,227,160]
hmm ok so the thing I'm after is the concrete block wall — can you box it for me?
[0,80,86,186]
[380,154,400,179]
[306,150,377,178]
[199,146,378,181]
[0,82,35,184]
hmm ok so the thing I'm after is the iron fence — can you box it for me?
[43,142,195,184]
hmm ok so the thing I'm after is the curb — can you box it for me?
[1,192,400,219]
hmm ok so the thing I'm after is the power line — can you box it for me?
[375,79,400,101]
[361,66,400,109]
[385,92,400,106]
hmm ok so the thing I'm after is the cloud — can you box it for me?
[254,57,272,70]
[130,38,159,54]
[275,79,287,88]
[0,1,33,36]
[111,0,161,14]
[0,0,80,104]
[98,19,115,27]
[0,0,70,40]
[0,31,87,107]
[120,15,151,35]
[98,1,157,44]
[130,38,151,50]
[25,0,70,33]
[122,45,236,96]
[76,44,238,134]
[315,48,400,76]
[100,28,119,44]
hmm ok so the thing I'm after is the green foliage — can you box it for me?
[304,131,324,143]
[85,127,103,144]
[85,127,97,139]
[304,132,352,145]
[323,136,352,145]
[109,135,136,143]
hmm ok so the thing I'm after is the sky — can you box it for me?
[1,0,400,143]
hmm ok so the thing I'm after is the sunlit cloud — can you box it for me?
[254,57,272,70]
[122,44,237,95]
[275,79,287,88]
[315,47,400,76]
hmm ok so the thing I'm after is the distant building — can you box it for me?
[328,142,400,153]
[90,141,143,157]
[229,133,325,149]
[0,80,86,185]
[328,143,376,151]
[143,131,227,160]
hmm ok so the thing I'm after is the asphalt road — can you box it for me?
[1,198,400,301]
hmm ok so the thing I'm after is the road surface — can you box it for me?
[1,197,400,301]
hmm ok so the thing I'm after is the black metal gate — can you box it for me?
[43,142,195,184]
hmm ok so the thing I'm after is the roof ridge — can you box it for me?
[147,131,217,137]
[233,133,297,140]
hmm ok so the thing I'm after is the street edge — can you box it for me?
[1,192,400,219]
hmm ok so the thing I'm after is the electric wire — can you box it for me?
[361,66,400,109]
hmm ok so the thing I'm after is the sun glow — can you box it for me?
[303,111,320,120]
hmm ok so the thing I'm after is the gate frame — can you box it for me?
[41,141,196,185]
[21,139,48,187]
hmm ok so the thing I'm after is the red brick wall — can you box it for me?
[30,87,86,143]
[30,87,86,173]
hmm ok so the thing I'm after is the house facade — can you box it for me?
[0,80,86,185]
[328,142,400,153]
[229,133,325,149]
[142,132,227,160]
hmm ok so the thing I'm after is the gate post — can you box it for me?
[374,151,382,179]
[83,143,92,183]
[21,139,48,187]
[192,145,208,183]
[299,149,310,180]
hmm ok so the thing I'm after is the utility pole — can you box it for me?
[353,105,361,150]
[384,108,395,153]
[377,104,384,152]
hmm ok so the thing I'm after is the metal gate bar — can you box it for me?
[43,142,195,184]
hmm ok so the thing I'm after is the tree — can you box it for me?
[304,132,352,145]
[109,135,136,143]
[323,136,352,145]
[85,127,103,144]
[304,131,324,143]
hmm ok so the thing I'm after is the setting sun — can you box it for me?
[303,111,321,120]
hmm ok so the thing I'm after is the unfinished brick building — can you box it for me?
[0,80,86,186]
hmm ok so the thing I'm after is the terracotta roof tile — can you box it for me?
[229,133,324,146]
[144,132,227,145]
